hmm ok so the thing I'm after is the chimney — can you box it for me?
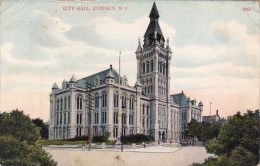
[110,64,112,69]
[216,110,219,116]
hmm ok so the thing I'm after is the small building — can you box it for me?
[202,110,221,124]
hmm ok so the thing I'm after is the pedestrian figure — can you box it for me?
[143,143,146,148]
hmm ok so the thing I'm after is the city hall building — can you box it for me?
[49,3,203,142]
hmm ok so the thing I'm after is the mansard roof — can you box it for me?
[171,91,188,106]
[76,67,120,89]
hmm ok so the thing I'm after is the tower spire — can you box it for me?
[149,2,160,20]
[144,2,165,48]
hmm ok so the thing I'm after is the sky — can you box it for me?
[0,0,259,121]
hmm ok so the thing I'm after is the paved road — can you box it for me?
[47,146,213,166]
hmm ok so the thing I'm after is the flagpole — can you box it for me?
[116,51,122,145]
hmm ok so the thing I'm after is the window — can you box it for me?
[129,113,134,125]
[147,106,149,116]
[68,96,71,109]
[129,97,134,110]
[60,99,63,111]
[122,113,126,125]
[60,113,62,125]
[122,96,126,108]
[64,97,67,110]
[76,113,82,125]
[113,127,118,138]
[151,60,154,71]
[142,105,145,115]
[95,113,99,124]
[114,94,119,108]
[76,127,82,137]
[113,112,118,124]
[56,114,59,125]
[102,112,107,123]
[102,93,107,107]
[142,62,145,74]
[68,112,70,124]
[95,94,99,109]
[57,99,59,112]
[93,127,98,136]
[64,113,66,125]
[146,61,149,73]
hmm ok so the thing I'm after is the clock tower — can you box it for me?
[135,2,172,141]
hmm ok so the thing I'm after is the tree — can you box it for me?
[0,135,57,166]
[0,109,40,144]
[205,110,260,165]
[0,110,57,165]
[32,118,49,139]
[186,119,200,145]
[192,146,255,166]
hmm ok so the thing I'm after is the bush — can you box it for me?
[121,134,154,144]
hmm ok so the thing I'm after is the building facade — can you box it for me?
[49,3,203,142]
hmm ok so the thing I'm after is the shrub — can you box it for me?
[121,134,154,144]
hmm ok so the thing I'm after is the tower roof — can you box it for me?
[144,2,164,43]
[52,82,59,89]
[70,74,77,83]
[149,2,160,19]
[106,69,115,79]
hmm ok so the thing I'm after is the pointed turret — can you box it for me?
[144,2,165,48]
[106,69,115,79]
[149,2,160,20]
[136,37,142,52]
[70,74,77,83]
[52,82,59,89]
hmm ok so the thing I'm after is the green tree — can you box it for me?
[205,110,260,165]
[186,119,200,145]
[0,109,40,144]
[192,146,255,166]
[0,135,57,166]
[32,118,49,139]
[0,110,57,165]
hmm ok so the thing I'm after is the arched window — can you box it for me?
[76,96,83,110]
[122,96,126,108]
[95,94,99,109]
[146,61,149,73]
[102,92,107,107]
[142,62,145,74]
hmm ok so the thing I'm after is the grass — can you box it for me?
[38,139,87,145]
[38,139,116,145]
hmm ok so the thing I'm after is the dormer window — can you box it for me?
[95,76,100,86]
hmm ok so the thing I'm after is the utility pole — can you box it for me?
[85,82,94,151]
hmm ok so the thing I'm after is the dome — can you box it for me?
[198,101,203,106]
[52,82,59,89]
[70,74,77,83]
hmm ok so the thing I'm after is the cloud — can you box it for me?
[65,16,176,51]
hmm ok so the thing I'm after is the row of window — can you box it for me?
[141,60,168,75]
[56,112,70,126]
[113,94,134,110]
[141,60,154,74]
[143,85,154,94]
[56,96,71,111]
